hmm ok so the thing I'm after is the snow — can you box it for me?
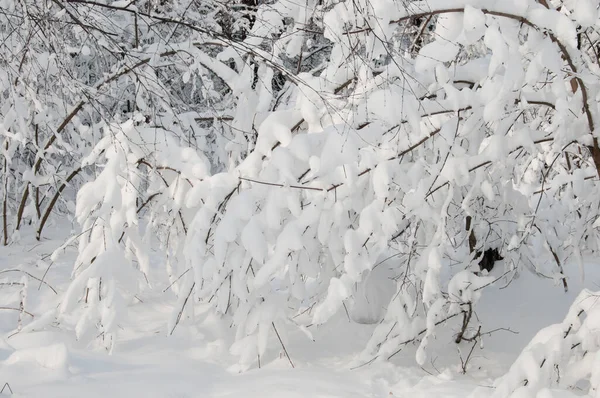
[573,0,598,27]
[0,226,589,398]
[416,42,460,74]
[240,217,267,264]
[463,6,487,44]
[5,0,600,396]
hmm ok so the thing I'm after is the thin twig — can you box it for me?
[0,307,34,317]
[0,383,13,394]
[455,302,472,344]
[239,177,323,192]
[169,282,196,335]
[163,268,192,293]
[461,326,481,374]
[0,269,57,294]
[387,310,465,360]
[36,167,82,240]
[272,322,295,368]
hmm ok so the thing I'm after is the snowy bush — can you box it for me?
[492,289,600,398]
[3,0,600,380]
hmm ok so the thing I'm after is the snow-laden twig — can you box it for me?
[169,282,196,336]
[0,270,57,295]
[272,322,295,369]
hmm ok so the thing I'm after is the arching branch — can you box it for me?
[345,4,600,177]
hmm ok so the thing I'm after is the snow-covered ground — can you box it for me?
[1,227,597,397]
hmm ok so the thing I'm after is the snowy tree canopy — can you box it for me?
[2,0,600,396]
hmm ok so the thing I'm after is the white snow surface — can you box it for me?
[0,226,598,398]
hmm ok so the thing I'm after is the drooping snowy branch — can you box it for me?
[5,0,600,377]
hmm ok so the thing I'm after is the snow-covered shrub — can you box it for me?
[492,289,600,398]
[179,0,600,369]
[5,0,600,375]
[0,0,244,246]
[58,120,211,350]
